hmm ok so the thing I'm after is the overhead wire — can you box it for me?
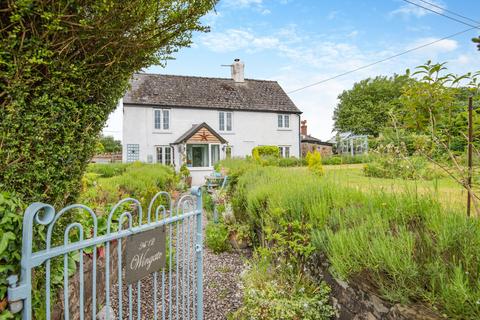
[402,0,480,29]
[287,27,476,94]
[415,0,479,25]
[287,2,479,94]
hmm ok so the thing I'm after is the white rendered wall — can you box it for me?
[123,105,300,169]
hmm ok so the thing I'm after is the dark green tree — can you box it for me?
[473,36,480,51]
[0,0,217,206]
[98,135,122,153]
[333,75,411,137]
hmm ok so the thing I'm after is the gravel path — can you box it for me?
[109,214,250,319]
[203,220,251,319]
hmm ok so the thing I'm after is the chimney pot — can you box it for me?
[300,120,307,136]
[231,59,245,83]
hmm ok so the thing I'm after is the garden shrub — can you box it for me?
[80,163,177,213]
[252,145,280,160]
[230,254,334,320]
[363,144,441,180]
[0,192,24,319]
[223,160,480,319]
[322,154,371,165]
[322,155,343,165]
[1,2,216,317]
[202,189,214,213]
[1,0,215,208]
[205,222,230,254]
[305,150,324,176]
[278,157,304,167]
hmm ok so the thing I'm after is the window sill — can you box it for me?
[277,128,292,131]
[152,131,172,134]
[187,167,214,171]
[219,131,235,135]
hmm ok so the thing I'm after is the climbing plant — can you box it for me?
[0,1,216,317]
[0,0,217,207]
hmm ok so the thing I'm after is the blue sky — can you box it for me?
[104,0,480,141]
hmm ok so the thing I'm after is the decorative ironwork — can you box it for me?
[8,187,203,320]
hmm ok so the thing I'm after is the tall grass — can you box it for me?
[86,162,131,177]
[80,162,177,213]
[228,164,480,319]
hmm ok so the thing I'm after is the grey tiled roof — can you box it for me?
[124,73,301,114]
[301,134,333,146]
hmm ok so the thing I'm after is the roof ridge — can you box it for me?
[133,73,278,83]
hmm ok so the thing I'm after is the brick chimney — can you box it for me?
[301,120,307,136]
[231,58,245,83]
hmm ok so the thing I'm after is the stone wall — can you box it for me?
[301,142,333,158]
[52,241,122,320]
[308,254,445,320]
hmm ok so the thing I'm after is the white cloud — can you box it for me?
[223,0,263,7]
[327,11,339,20]
[201,11,222,27]
[409,37,458,54]
[200,29,279,52]
[221,0,273,15]
[194,23,470,140]
[347,30,359,38]
[391,0,445,18]
[200,28,368,71]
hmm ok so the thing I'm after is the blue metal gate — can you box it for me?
[7,187,203,320]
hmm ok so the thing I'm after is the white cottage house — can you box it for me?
[122,59,302,185]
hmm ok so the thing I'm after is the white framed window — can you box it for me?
[277,114,290,129]
[155,146,172,165]
[154,109,170,130]
[219,111,233,131]
[211,144,220,166]
[186,143,220,167]
[187,144,209,167]
[279,146,290,158]
[126,144,139,162]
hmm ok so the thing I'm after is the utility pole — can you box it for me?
[467,96,473,217]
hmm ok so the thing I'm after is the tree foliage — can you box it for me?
[473,36,480,51]
[98,135,122,153]
[0,0,217,207]
[396,61,480,152]
[333,75,411,136]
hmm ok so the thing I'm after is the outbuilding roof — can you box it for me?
[301,134,333,146]
[124,73,301,114]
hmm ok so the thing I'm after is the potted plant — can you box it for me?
[180,164,192,187]
[228,223,251,250]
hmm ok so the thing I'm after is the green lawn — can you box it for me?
[323,164,467,211]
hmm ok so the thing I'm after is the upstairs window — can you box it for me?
[219,111,233,131]
[154,109,170,130]
[278,114,290,128]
